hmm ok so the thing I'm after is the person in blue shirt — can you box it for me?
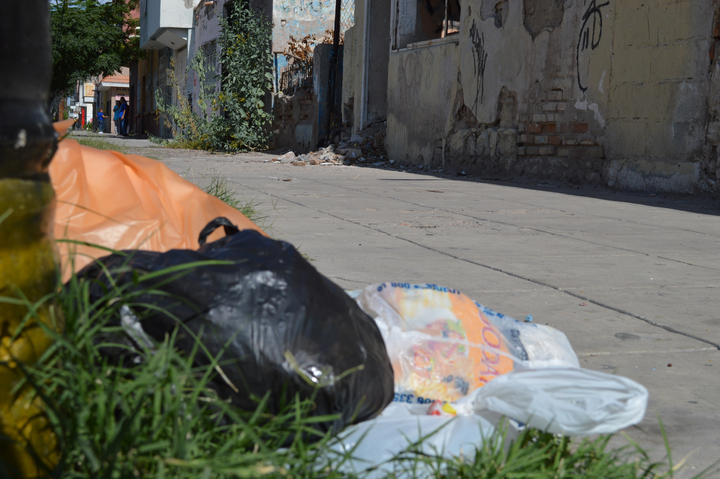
[96,108,105,134]
[112,100,122,135]
[119,96,128,136]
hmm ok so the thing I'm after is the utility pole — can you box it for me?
[0,1,60,477]
[327,0,343,144]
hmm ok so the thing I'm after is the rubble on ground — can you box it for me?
[271,121,388,168]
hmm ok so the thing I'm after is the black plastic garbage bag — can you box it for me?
[75,217,394,433]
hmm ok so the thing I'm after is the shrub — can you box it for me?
[157,3,273,152]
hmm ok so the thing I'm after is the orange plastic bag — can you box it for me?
[50,126,263,278]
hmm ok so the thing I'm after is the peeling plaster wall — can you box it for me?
[384,0,720,194]
[386,41,460,167]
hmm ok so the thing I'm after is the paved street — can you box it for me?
[87,135,719,477]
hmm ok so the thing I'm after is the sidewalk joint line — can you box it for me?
[245,185,720,351]
[305,178,720,273]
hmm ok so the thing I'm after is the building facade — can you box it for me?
[69,80,97,130]
[133,0,198,137]
[95,69,131,135]
[344,0,720,194]
[189,0,353,151]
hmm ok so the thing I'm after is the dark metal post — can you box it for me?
[326,0,343,143]
[0,0,57,177]
[0,1,60,477]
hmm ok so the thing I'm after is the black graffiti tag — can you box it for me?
[576,0,609,92]
[469,19,488,109]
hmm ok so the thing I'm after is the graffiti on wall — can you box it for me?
[576,0,609,92]
[469,19,488,110]
[277,0,333,16]
[273,0,355,52]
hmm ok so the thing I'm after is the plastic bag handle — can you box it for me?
[198,217,240,246]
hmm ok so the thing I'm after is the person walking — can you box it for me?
[119,97,128,136]
[96,108,105,134]
[113,100,122,135]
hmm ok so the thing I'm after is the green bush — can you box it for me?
[214,2,273,151]
[158,3,273,152]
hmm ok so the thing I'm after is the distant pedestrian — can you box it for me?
[96,108,105,134]
[119,96,128,136]
[113,100,122,135]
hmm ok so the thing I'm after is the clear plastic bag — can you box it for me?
[352,282,580,408]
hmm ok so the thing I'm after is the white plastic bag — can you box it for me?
[335,282,649,476]
[456,367,648,435]
[330,368,648,477]
[330,403,497,478]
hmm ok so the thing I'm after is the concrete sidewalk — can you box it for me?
[110,140,720,477]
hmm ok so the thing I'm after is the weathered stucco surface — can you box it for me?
[379,0,720,194]
[386,41,460,167]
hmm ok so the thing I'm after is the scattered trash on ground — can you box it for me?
[332,282,649,477]
[48,127,649,472]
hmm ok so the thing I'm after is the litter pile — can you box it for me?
[45,125,648,475]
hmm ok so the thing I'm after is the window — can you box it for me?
[393,0,460,50]
[418,0,460,39]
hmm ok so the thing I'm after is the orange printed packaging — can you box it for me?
[354,283,532,411]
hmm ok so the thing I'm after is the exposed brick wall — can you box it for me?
[518,88,604,166]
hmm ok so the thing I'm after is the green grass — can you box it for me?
[3,259,717,478]
[204,176,262,225]
[74,137,131,154]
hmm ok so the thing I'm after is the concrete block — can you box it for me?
[609,82,675,121]
[605,158,699,193]
[650,40,697,80]
[614,1,651,47]
[605,119,648,157]
[538,146,556,156]
[497,130,518,158]
[672,80,709,123]
[650,0,702,44]
[533,113,547,123]
[535,135,548,144]
[612,46,652,84]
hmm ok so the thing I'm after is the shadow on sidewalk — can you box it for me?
[362,163,720,217]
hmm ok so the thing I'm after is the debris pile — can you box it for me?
[271,147,345,166]
[271,121,389,167]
